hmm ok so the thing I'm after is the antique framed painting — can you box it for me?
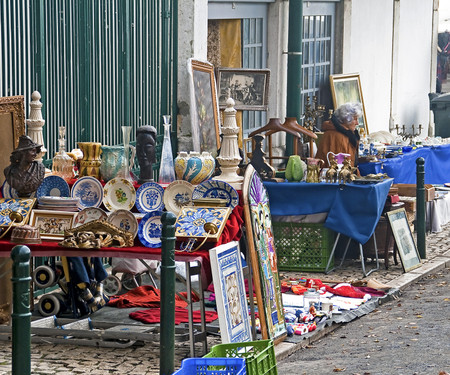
[0,96,26,187]
[242,164,286,342]
[29,209,77,241]
[329,73,368,135]
[387,208,421,272]
[216,68,270,111]
[189,59,221,156]
[209,241,252,344]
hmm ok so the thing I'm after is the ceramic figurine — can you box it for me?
[325,159,338,183]
[3,135,45,197]
[337,157,357,184]
[136,125,157,184]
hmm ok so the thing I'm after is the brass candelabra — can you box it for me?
[303,96,325,157]
[395,124,423,140]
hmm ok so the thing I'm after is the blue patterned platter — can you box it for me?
[0,198,36,227]
[138,210,163,248]
[103,178,136,212]
[1,180,34,199]
[192,180,239,209]
[175,206,232,241]
[36,175,70,198]
[135,182,165,213]
[107,209,139,238]
[71,176,104,209]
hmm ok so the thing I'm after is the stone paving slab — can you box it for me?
[0,223,449,374]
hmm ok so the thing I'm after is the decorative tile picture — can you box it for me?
[0,198,36,227]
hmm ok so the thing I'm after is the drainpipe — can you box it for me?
[285,0,303,156]
[389,0,400,132]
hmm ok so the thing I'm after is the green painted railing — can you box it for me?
[1,0,177,171]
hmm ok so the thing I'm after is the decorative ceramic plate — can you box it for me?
[192,180,239,209]
[107,209,139,238]
[73,207,108,227]
[1,181,36,199]
[103,178,136,212]
[138,210,163,248]
[71,176,104,209]
[36,176,70,198]
[163,180,194,215]
[135,182,165,213]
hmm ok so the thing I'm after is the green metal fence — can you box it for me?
[1,0,177,166]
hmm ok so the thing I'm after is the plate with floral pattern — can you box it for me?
[2,180,36,199]
[135,182,165,213]
[192,179,239,208]
[36,175,70,198]
[107,209,139,238]
[103,178,136,212]
[71,176,104,209]
[163,180,194,215]
[138,210,163,248]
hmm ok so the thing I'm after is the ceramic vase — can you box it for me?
[174,151,215,185]
[78,142,102,180]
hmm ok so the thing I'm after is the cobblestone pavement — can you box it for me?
[0,223,449,374]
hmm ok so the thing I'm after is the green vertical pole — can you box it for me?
[161,0,170,116]
[78,0,91,142]
[11,245,31,375]
[416,157,426,259]
[33,0,46,117]
[171,0,178,137]
[159,212,176,375]
[123,0,131,126]
[285,0,304,156]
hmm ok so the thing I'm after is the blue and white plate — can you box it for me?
[36,175,70,198]
[1,181,24,199]
[138,210,163,248]
[135,182,165,213]
[163,180,194,215]
[192,180,239,209]
[107,209,139,238]
[71,176,104,209]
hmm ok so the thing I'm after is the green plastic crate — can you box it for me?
[204,339,277,375]
[272,222,334,272]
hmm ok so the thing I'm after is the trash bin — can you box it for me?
[430,92,450,138]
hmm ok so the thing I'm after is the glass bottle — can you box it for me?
[117,125,135,183]
[158,115,176,185]
[52,126,74,183]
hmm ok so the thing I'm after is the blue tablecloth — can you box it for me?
[264,179,393,245]
[359,144,450,184]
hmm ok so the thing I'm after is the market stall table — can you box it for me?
[359,144,450,184]
[264,179,393,276]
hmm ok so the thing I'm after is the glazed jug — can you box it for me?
[306,157,324,183]
[100,144,136,182]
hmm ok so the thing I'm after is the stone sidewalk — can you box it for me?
[0,224,449,374]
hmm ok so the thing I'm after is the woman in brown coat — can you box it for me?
[316,102,362,168]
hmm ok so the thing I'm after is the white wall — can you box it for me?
[342,0,434,135]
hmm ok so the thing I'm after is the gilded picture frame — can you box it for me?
[216,68,270,111]
[189,59,221,156]
[0,96,26,187]
[329,73,368,135]
[387,208,421,273]
[29,209,77,241]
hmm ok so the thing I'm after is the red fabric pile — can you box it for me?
[107,285,198,309]
[305,278,368,299]
[129,307,218,325]
[216,204,244,246]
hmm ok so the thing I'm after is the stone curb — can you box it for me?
[274,249,450,362]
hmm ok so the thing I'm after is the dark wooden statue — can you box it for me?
[4,135,45,197]
[136,125,157,184]
[249,134,276,180]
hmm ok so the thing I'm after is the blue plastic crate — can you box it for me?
[173,357,246,375]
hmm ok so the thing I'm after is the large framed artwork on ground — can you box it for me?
[189,59,220,156]
[209,241,252,344]
[387,208,422,273]
[329,73,368,135]
[242,164,286,342]
[0,96,26,187]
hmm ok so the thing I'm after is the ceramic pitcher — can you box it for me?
[77,142,102,179]
[306,157,324,183]
[100,144,136,182]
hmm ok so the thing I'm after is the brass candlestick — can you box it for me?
[303,96,325,157]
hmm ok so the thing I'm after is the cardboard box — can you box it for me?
[392,184,435,201]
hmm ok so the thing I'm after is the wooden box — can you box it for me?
[392,184,435,201]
